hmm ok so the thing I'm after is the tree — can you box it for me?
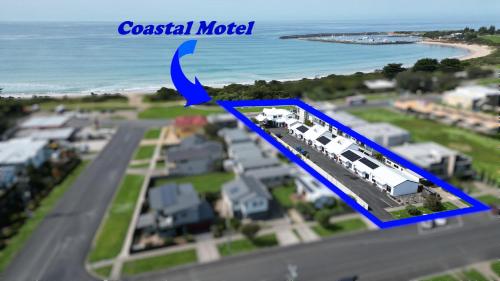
[229,218,241,231]
[413,58,439,72]
[406,205,422,216]
[395,71,433,93]
[295,202,316,220]
[466,67,494,79]
[439,58,463,73]
[382,63,406,79]
[424,194,443,212]
[240,223,260,241]
[315,209,332,228]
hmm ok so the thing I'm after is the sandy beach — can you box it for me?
[419,39,494,61]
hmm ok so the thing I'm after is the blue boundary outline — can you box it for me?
[216,98,490,229]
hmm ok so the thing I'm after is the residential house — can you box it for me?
[295,173,338,208]
[255,107,294,127]
[218,128,252,145]
[443,85,499,112]
[391,142,473,179]
[222,175,271,219]
[165,135,223,175]
[225,139,280,174]
[20,115,71,129]
[174,115,207,138]
[244,165,293,187]
[353,122,410,147]
[147,183,214,235]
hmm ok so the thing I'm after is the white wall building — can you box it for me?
[324,136,359,159]
[289,123,310,140]
[255,107,294,127]
[0,138,49,169]
[303,124,330,146]
[443,85,499,111]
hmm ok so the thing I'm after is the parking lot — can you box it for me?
[269,127,397,221]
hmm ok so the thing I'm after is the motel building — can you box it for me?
[255,107,294,127]
[324,136,359,160]
[289,123,311,140]
[303,124,331,146]
[312,134,335,154]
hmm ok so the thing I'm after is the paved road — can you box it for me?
[127,213,499,281]
[270,127,396,220]
[1,124,147,281]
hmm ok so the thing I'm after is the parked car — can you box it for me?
[434,218,447,226]
[419,220,434,230]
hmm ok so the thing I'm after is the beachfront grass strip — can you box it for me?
[217,234,278,257]
[144,128,161,139]
[476,194,500,206]
[40,101,133,112]
[138,105,223,119]
[271,183,296,209]
[93,266,112,279]
[133,145,155,160]
[122,249,197,276]
[477,77,500,86]
[461,269,488,281]
[153,172,234,193]
[492,260,500,277]
[0,160,90,272]
[348,108,500,185]
[481,35,500,44]
[391,202,459,219]
[312,218,367,237]
[421,274,458,281]
[88,174,144,262]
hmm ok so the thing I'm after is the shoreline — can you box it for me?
[418,39,494,61]
[1,41,494,99]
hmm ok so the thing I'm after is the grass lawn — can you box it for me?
[88,174,144,262]
[421,274,458,281]
[492,260,500,277]
[129,162,150,169]
[0,160,90,272]
[40,101,133,111]
[153,172,234,193]
[218,234,278,257]
[138,105,223,119]
[271,183,296,209]
[93,266,112,279]
[348,108,500,186]
[481,35,500,44]
[461,269,489,281]
[391,202,459,219]
[476,194,500,206]
[133,145,155,160]
[144,128,161,139]
[122,249,197,276]
[312,218,366,237]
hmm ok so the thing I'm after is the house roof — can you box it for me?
[353,122,409,140]
[148,183,201,215]
[341,150,363,162]
[244,165,292,180]
[174,115,207,127]
[15,128,75,140]
[324,136,358,156]
[304,124,329,141]
[20,115,71,129]
[392,142,460,167]
[218,128,252,144]
[166,135,223,162]
[0,138,48,165]
[324,111,368,128]
[222,175,271,203]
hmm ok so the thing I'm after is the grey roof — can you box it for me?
[324,111,368,128]
[148,183,201,215]
[218,128,251,144]
[236,155,280,170]
[244,165,292,180]
[136,213,156,229]
[166,135,223,162]
[228,142,262,158]
[354,122,409,139]
[341,150,362,162]
[222,175,271,203]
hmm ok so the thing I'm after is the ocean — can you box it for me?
[0,20,496,96]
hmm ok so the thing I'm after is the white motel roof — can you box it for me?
[285,118,300,126]
[353,156,418,187]
[290,122,310,134]
[325,136,358,156]
[256,107,293,123]
[20,115,71,129]
[0,138,48,165]
[303,124,330,142]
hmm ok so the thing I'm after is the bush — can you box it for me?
[295,202,316,220]
[240,223,260,241]
[314,209,332,228]
[413,58,439,72]
[424,194,444,212]
[406,205,422,216]
[229,218,241,231]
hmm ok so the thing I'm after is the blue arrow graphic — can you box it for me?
[170,40,212,107]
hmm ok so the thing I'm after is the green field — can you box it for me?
[271,183,296,209]
[477,77,500,86]
[217,234,278,257]
[391,202,459,219]
[40,101,133,111]
[88,174,144,262]
[492,260,500,277]
[475,194,500,206]
[348,108,500,185]
[93,266,112,279]
[481,34,500,44]
[312,218,367,237]
[144,128,161,139]
[461,269,489,281]
[133,145,155,160]
[122,249,197,276]
[153,172,234,193]
[0,161,90,272]
[138,105,223,119]
[421,274,458,281]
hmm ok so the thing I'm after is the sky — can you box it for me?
[1,0,499,22]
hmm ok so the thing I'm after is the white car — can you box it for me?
[434,218,447,226]
[419,220,434,229]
